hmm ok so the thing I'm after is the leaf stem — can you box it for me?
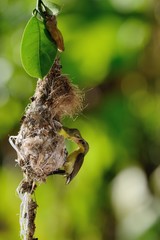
[36,0,45,18]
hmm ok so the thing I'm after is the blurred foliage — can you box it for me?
[0,0,160,239]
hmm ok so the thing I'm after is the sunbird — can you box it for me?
[53,127,89,184]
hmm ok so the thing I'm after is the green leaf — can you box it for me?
[21,16,57,79]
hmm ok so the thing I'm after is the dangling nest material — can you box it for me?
[9,57,84,240]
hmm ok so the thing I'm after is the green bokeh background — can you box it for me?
[0,0,160,239]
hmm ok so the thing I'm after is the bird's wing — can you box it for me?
[66,153,84,184]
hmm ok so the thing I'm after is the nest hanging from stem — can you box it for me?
[10,57,83,183]
[9,57,84,240]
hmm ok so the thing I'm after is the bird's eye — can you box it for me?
[79,139,85,145]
